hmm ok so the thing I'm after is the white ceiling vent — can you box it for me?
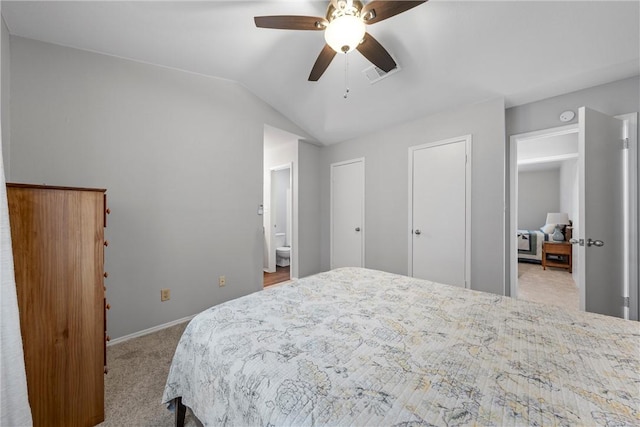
[362,63,400,84]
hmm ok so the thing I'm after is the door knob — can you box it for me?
[569,238,582,246]
[355,227,361,232]
[587,238,604,247]
[414,229,421,235]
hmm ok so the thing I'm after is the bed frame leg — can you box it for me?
[175,397,186,427]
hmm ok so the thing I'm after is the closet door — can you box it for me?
[331,158,365,269]
[409,136,471,287]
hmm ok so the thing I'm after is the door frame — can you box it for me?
[408,135,472,287]
[508,113,638,320]
[267,163,293,278]
[616,112,638,320]
[509,123,578,299]
[330,157,365,270]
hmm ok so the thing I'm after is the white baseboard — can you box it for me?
[107,314,196,346]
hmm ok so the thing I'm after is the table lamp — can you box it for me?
[546,212,570,241]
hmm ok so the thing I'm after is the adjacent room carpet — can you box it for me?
[517,262,579,311]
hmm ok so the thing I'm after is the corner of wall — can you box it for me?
[1,14,11,179]
[297,140,322,277]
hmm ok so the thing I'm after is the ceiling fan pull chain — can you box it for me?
[343,53,350,99]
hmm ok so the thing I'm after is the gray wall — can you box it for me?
[506,77,640,137]
[320,97,506,296]
[518,169,560,230]
[297,141,321,278]
[6,36,311,339]
[559,159,578,230]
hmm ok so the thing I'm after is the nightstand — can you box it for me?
[542,241,572,273]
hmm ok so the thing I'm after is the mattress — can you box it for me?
[162,267,639,426]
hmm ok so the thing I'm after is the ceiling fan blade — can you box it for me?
[356,32,396,72]
[309,45,337,81]
[254,15,327,31]
[361,1,427,25]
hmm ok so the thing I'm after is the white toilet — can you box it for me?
[275,233,290,267]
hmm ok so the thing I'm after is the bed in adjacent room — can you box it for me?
[162,267,639,427]
[517,229,550,263]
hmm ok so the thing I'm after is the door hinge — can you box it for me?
[623,296,630,308]
[623,138,630,150]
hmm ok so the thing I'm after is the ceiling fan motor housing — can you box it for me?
[326,0,364,21]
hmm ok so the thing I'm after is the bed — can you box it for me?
[517,229,550,263]
[162,267,639,426]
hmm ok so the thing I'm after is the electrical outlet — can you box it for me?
[219,276,226,287]
[161,288,171,301]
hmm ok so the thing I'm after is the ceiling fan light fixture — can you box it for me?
[324,15,365,53]
[254,0,425,81]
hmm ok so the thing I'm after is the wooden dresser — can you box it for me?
[7,183,109,427]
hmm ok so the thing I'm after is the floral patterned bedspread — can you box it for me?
[162,267,640,426]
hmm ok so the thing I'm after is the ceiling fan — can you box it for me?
[254,0,427,81]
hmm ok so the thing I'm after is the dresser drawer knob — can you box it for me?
[104,367,109,374]
[104,272,109,278]
[106,335,111,342]
[105,303,111,310]
[106,208,111,214]
[104,240,109,247]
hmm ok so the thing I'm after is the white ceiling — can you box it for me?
[2,1,639,145]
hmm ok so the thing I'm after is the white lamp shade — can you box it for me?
[324,15,365,53]
[545,212,570,225]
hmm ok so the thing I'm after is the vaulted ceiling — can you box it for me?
[2,1,639,145]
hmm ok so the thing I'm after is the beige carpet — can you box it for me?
[98,321,201,427]
[517,262,579,311]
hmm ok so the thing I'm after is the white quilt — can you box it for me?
[163,267,639,426]
[518,229,547,261]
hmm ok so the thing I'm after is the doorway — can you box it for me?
[512,127,580,311]
[408,135,471,288]
[263,125,300,288]
[264,164,292,287]
[509,109,638,319]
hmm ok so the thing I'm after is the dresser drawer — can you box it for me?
[544,242,571,255]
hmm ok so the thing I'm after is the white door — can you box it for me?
[577,107,625,317]
[331,159,364,269]
[409,136,470,287]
